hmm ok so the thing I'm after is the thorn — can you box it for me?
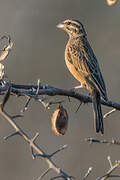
[75,101,82,113]
[33,153,49,159]
[4,131,20,140]
[32,87,36,93]
[88,167,93,172]
[31,132,39,143]
[11,114,24,119]
[30,132,40,159]
[36,168,51,180]
[82,166,93,180]
[37,98,50,109]
[45,100,65,110]
[107,156,113,168]
[104,108,116,119]
[36,79,41,95]
[21,97,31,113]
[49,144,68,158]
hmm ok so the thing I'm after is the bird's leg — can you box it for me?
[69,83,85,91]
[73,84,84,89]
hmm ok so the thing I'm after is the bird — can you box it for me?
[57,19,108,134]
[0,35,13,62]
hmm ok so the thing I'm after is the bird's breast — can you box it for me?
[65,47,87,86]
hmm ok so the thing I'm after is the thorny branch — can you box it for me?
[96,156,120,180]
[0,85,73,180]
[0,80,120,112]
[0,2,120,175]
[1,84,120,180]
[85,138,120,180]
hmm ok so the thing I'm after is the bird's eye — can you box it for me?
[66,22,71,25]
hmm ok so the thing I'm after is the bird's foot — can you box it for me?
[68,84,84,92]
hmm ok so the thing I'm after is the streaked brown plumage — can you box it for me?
[57,19,108,134]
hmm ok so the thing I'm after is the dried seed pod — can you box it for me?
[51,105,68,136]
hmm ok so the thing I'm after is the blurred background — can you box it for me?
[0,0,120,179]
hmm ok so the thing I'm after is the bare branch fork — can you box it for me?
[96,156,120,180]
[0,85,73,180]
[85,139,120,179]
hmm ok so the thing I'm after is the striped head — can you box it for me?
[57,19,87,38]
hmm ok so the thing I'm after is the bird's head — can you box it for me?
[57,19,87,38]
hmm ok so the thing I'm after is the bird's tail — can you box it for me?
[92,89,104,134]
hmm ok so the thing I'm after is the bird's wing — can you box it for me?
[68,40,107,100]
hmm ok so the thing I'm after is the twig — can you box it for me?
[85,137,120,145]
[0,86,72,180]
[36,168,51,180]
[38,99,65,109]
[104,108,116,119]
[82,167,93,180]
[49,144,68,157]
[96,159,120,180]
[107,156,113,169]
[21,97,31,112]
[34,144,68,159]
[36,79,41,95]
[75,101,82,113]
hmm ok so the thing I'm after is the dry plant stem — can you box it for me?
[1,81,120,111]
[102,161,120,180]
[21,97,31,112]
[85,138,120,145]
[36,168,51,180]
[0,97,72,179]
[96,161,120,180]
[104,108,116,119]
[107,156,113,169]
[82,167,93,180]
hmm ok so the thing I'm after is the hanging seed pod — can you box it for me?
[51,105,68,136]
